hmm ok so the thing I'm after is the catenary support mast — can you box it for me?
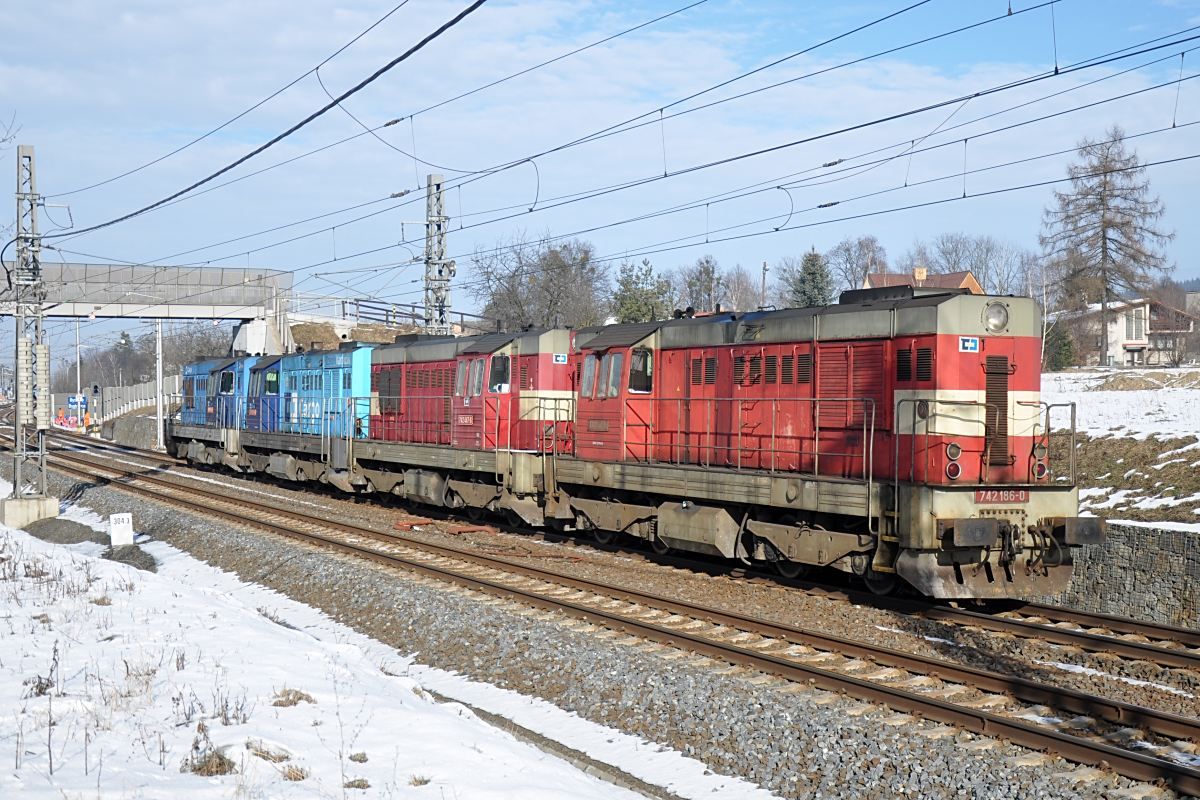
[2,145,57,526]
[422,173,455,336]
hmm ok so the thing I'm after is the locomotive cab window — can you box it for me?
[454,360,467,397]
[469,358,485,397]
[218,370,234,394]
[605,352,625,398]
[265,371,279,395]
[628,348,653,393]
[488,354,510,393]
[581,354,598,398]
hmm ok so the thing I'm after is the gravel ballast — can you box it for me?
[15,462,1184,799]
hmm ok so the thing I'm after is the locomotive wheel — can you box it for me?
[650,536,670,555]
[464,505,485,522]
[862,567,897,596]
[593,528,615,545]
[774,559,807,579]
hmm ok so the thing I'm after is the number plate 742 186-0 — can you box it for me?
[974,489,1029,504]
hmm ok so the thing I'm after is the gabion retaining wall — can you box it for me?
[1049,522,1200,627]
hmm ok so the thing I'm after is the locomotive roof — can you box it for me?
[461,331,522,355]
[575,289,1023,351]
[250,355,282,371]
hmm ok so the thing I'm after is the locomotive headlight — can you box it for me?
[1033,461,1049,480]
[945,461,962,480]
[946,442,962,461]
[1032,442,1048,460]
[984,302,1009,333]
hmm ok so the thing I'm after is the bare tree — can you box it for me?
[825,235,887,291]
[722,264,759,311]
[1041,125,1174,363]
[470,234,610,328]
[674,255,726,312]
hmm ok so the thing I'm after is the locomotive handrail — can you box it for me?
[615,395,878,530]
[1015,399,1078,485]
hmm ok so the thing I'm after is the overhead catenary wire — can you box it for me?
[28,16,1200,328]
[46,0,416,199]
[109,21,1200,283]
[314,0,712,174]
[51,0,943,246]
[307,53,1200,279]
[43,0,489,241]
[42,41,1200,330]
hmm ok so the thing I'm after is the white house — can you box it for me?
[1060,298,1195,366]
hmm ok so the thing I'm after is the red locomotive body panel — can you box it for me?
[573,298,1052,491]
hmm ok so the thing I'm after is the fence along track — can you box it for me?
[22,442,1200,796]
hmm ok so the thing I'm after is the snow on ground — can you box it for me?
[1041,370,1200,439]
[0,515,777,800]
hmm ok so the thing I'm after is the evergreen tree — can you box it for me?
[779,248,833,307]
[1042,323,1075,371]
[611,258,673,323]
[1040,126,1174,362]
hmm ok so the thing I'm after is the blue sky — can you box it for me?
[2,0,1198,354]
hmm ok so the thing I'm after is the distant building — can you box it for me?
[1055,298,1196,367]
[862,267,984,295]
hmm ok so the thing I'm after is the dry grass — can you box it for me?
[409,775,431,786]
[280,764,309,781]
[344,778,371,790]
[90,595,112,606]
[249,745,289,763]
[184,750,237,776]
[272,688,316,707]
[349,751,368,763]
[1075,434,1200,522]
[1094,373,1162,391]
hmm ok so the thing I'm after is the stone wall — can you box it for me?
[1047,522,1200,627]
[102,414,162,452]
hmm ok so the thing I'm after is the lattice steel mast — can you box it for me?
[11,145,50,499]
[422,173,455,336]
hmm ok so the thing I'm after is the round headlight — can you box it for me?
[984,302,1009,333]
[946,442,962,461]
[1032,442,1048,460]
[945,461,962,480]
[1033,462,1049,480]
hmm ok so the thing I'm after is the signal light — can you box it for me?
[946,442,962,461]
[1032,442,1048,460]
[945,461,962,480]
[1033,461,1049,480]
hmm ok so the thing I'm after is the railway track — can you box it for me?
[16,435,1200,795]
[42,429,1200,672]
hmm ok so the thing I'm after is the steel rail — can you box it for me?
[41,429,1200,669]
[26,445,1200,796]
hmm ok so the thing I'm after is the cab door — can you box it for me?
[483,354,512,449]
[624,347,654,462]
[452,357,485,450]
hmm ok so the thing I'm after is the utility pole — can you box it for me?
[2,145,57,525]
[155,319,164,450]
[423,174,455,336]
[75,318,81,428]
[760,260,769,308]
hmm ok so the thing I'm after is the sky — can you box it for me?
[2,0,1199,356]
